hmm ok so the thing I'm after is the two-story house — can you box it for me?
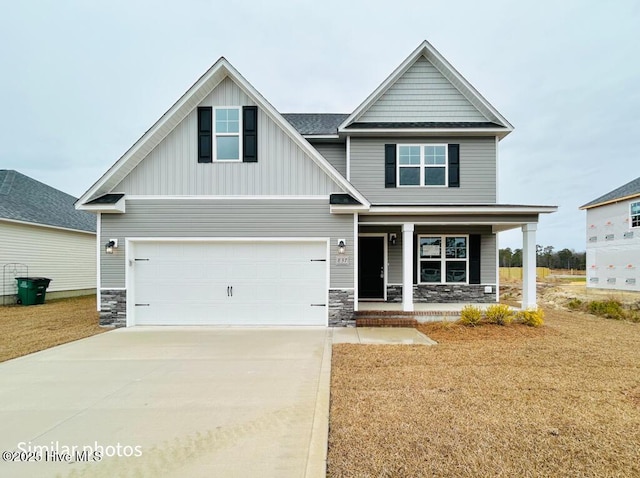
[76,41,556,327]
[580,176,640,291]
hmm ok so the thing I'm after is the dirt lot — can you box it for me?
[328,307,640,477]
[0,295,105,362]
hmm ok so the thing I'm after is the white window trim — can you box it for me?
[214,106,242,162]
[631,201,640,228]
[397,144,448,188]
[417,234,469,284]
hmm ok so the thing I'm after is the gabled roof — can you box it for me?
[0,170,95,233]
[76,59,369,208]
[338,41,514,136]
[580,176,640,209]
[282,113,348,135]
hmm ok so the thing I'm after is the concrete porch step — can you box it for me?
[355,309,461,326]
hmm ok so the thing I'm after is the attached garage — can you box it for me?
[127,239,329,326]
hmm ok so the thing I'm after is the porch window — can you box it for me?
[398,144,448,187]
[631,201,640,228]
[418,235,468,283]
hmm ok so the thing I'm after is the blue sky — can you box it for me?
[2,0,639,250]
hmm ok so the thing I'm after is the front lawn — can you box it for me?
[0,295,105,362]
[328,309,640,477]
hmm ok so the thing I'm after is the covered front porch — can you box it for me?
[346,204,557,314]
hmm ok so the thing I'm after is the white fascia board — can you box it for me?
[340,128,511,138]
[76,196,126,213]
[125,195,329,201]
[338,40,514,131]
[0,217,96,235]
[302,134,340,140]
[366,205,558,215]
[330,205,370,214]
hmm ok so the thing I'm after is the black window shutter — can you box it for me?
[448,144,460,188]
[469,234,481,284]
[197,107,212,163]
[243,106,258,163]
[385,144,396,188]
[413,234,418,285]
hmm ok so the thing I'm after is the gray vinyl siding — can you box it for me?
[101,199,353,289]
[350,137,496,204]
[115,77,342,196]
[359,56,488,123]
[311,142,346,177]
[359,225,496,284]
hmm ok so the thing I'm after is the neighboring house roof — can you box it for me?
[76,58,369,208]
[338,40,514,136]
[580,176,640,209]
[0,170,95,233]
[282,113,349,135]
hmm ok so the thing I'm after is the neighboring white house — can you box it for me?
[580,176,640,292]
[0,170,96,302]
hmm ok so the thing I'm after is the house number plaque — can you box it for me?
[335,256,350,266]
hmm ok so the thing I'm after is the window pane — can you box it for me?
[445,237,467,258]
[425,145,446,165]
[399,146,420,165]
[446,262,466,282]
[399,167,420,185]
[216,136,239,160]
[425,167,445,185]
[421,261,441,283]
[215,109,240,133]
[420,237,441,258]
[631,202,640,215]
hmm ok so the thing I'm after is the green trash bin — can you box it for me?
[15,277,51,305]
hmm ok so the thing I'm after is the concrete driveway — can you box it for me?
[0,327,331,478]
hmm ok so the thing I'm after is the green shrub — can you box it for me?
[485,304,515,325]
[459,305,483,327]
[517,307,545,327]
[567,298,583,310]
[587,300,625,320]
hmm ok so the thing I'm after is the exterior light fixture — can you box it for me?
[389,233,397,246]
[105,239,118,254]
[337,239,346,255]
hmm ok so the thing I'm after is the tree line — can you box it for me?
[499,246,586,270]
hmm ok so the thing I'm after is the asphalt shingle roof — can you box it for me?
[0,170,96,233]
[581,176,640,209]
[282,113,349,135]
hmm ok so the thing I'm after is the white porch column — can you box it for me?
[522,223,537,309]
[402,223,415,312]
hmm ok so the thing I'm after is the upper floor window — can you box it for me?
[215,108,241,161]
[631,201,640,228]
[397,144,448,187]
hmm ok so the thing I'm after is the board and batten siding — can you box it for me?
[311,142,346,177]
[114,77,342,196]
[350,137,496,204]
[0,222,96,293]
[361,226,496,284]
[358,56,488,123]
[101,199,353,289]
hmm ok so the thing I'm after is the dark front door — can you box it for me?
[359,236,384,299]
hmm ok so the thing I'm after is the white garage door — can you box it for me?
[130,241,328,326]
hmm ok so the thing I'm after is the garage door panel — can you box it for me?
[131,241,328,326]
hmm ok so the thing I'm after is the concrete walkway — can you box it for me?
[0,327,331,478]
[333,327,437,345]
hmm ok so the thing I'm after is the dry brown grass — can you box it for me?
[0,295,105,362]
[328,309,640,477]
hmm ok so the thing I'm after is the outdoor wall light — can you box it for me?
[105,239,118,254]
[337,239,346,254]
[389,233,397,246]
